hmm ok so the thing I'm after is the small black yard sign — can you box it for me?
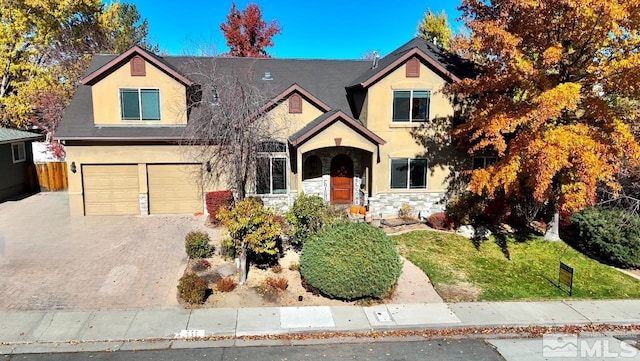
[558,262,574,296]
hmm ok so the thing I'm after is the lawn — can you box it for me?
[393,230,640,301]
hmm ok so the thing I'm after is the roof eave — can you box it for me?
[289,111,385,147]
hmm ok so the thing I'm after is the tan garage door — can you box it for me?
[147,164,202,214]
[83,165,139,216]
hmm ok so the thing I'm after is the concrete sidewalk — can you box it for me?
[1,300,639,354]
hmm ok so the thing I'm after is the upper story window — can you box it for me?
[392,90,430,122]
[120,88,160,121]
[11,142,26,163]
[472,156,497,169]
[390,158,427,189]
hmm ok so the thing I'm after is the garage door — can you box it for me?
[83,165,139,216]
[147,164,202,214]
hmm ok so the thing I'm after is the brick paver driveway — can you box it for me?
[0,192,216,311]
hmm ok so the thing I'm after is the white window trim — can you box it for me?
[392,89,431,123]
[256,154,288,195]
[119,88,161,121]
[389,157,428,190]
[11,142,26,163]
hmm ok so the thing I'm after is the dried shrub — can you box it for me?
[288,262,300,271]
[398,203,414,220]
[185,231,214,259]
[177,273,209,304]
[271,264,282,273]
[192,259,211,272]
[427,212,454,230]
[205,190,234,226]
[266,276,288,290]
[215,277,236,292]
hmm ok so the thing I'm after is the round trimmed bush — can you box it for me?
[300,221,402,300]
[185,231,214,259]
[177,273,209,304]
[570,207,640,268]
[571,207,640,268]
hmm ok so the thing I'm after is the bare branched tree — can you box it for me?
[180,56,289,200]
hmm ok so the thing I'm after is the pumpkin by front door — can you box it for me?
[330,154,353,204]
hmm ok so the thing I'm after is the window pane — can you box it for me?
[141,89,160,120]
[486,157,497,166]
[390,158,408,189]
[256,158,270,194]
[392,91,410,122]
[272,158,286,194]
[472,157,485,169]
[410,159,427,189]
[412,91,430,121]
[121,89,140,119]
[258,141,286,152]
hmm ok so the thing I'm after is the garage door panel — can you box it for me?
[83,165,139,216]
[148,164,202,214]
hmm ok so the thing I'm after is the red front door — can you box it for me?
[330,154,353,204]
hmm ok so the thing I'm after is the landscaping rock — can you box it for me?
[215,263,237,277]
[456,225,475,238]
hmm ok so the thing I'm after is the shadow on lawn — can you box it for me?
[472,230,541,261]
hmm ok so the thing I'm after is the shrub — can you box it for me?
[300,221,402,300]
[185,231,214,259]
[266,276,288,290]
[288,262,300,271]
[398,203,414,220]
[427,212,454,230]
[217,197,284,261]
[286,193,345,247]
[446,192,487,226]
[271,264,282,273]
[192,259,211,272]
[215,277,236,292]
[177,273,209,304]
[205,190,234,226]
[570,207,640,268]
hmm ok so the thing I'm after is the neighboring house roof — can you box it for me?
[289,110,385,147]
[0,127,42,145]
[58,39,473,142]
[347,37,476,89]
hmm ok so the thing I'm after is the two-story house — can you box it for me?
[57,38,472,217]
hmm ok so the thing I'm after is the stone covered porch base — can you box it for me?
[367,192,447,220]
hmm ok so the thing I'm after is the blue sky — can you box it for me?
[113,1,464,58]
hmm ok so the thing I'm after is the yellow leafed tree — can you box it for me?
[449,0,640,240]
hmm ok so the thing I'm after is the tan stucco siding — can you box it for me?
[91,60,187,125]
[267,96,325,139]
[297,121,378,155]
[365,62,455,196]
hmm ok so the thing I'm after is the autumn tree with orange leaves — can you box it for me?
[449,0,640,240]
[220,2,282,58]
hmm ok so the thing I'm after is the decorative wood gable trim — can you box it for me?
[406,57,420,77]
[354,48,461,89]
[130,55,146,76]
[289,110,386,147]
[82,46,194,86]
[289,93,302,113]
[262,84,331,113]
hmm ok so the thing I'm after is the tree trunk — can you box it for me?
[238,245,248,285]
[544,203,561,241]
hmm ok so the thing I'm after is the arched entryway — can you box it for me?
[330,154,353,204]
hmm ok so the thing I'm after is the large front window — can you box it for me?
[392,90,430,122]
[120,88,160,120]
[257,157,287,194]
[390,158,427,189]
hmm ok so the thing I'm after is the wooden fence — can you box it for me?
[36,162,68,191]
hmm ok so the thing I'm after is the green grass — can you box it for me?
[393,230,640,301]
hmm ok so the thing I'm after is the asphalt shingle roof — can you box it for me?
[57,39,473,141]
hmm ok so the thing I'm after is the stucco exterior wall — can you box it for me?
[91,60,187,125]
[365,61,457,199]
